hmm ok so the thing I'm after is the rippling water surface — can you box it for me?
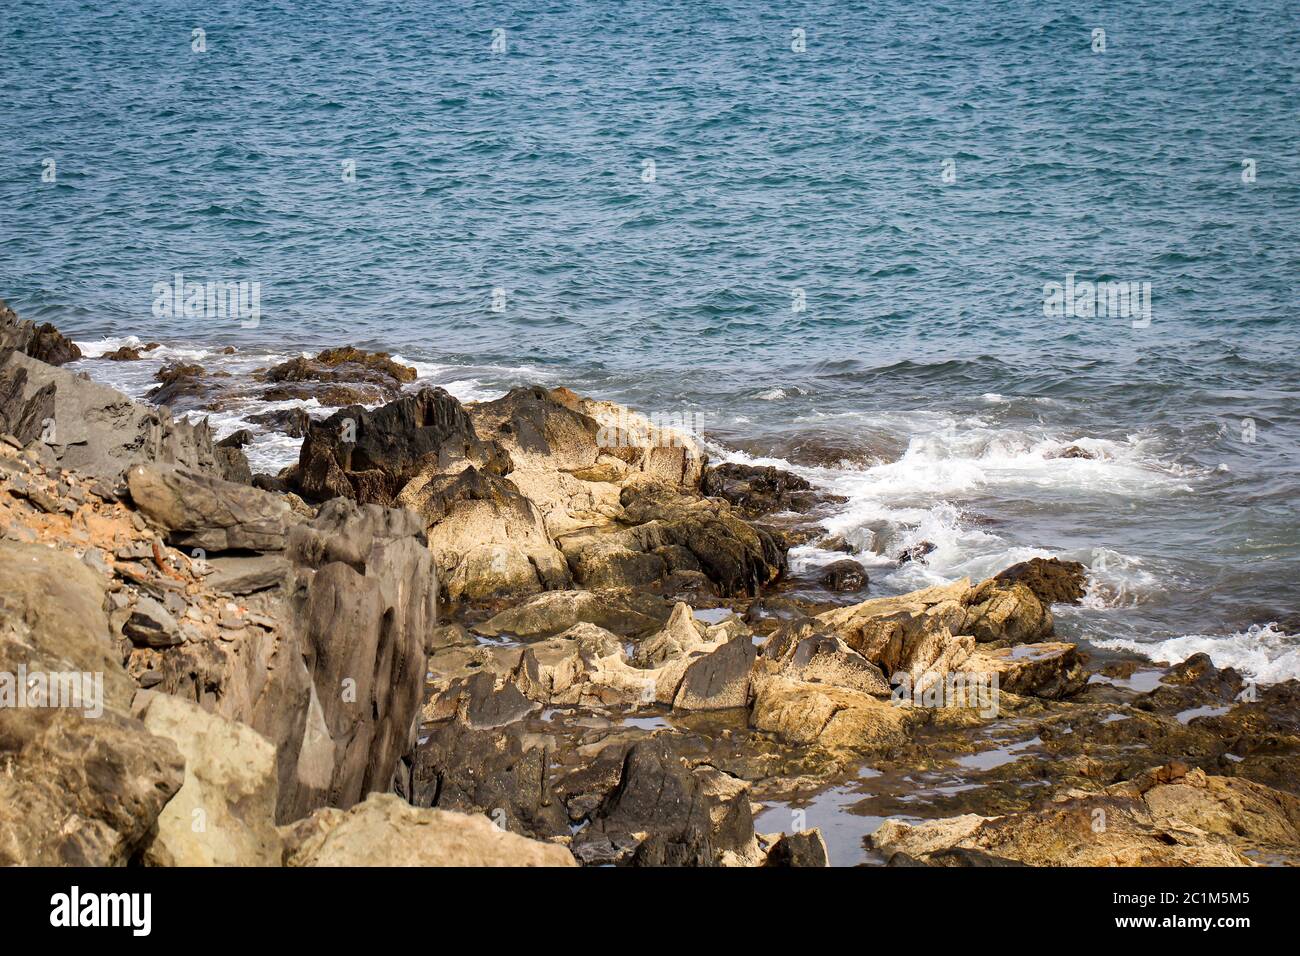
[2,0,1298,676]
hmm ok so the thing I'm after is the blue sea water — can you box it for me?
[2,0,1298,675]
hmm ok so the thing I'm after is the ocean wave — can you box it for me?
[1094,624,1300,685]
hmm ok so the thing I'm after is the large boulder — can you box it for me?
[569,739,761,866]
[294,387,508,505]
[472,588,673,640]
[396,465,570,603]
[135,691,282,866]
[993,556,1087,606]
[281,793,576,866]
[869,764,1294,866]
[127,463,293,552]
[700,462,819,518]
[135,498,438,823]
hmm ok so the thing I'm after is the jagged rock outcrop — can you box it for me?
[0,299,81,365]
[127,463,292,552]
[701,462,820,517]
[294,387,508,505]
[135,691,282,866]
[261,346,417,406]
[0,348,245,483]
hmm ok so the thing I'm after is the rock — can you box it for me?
[135,498,437,823]
[818,558,868,592]
[0,541,184,865]
[868,765,1295,866]
[957,642,1087,700]
[147,361,224,407]
[103,346,143,361]
[262,347,416,405]
[135,692,282,866]
[761,620,891,696]
[409,719,570,838]
[0,708,185,866]
[570,740,760,866]
[281,793,576,866]
[764,830,829,867]
[962,579,1054,644]
[473,588,673,640]
[294,387,508,505]
[119,595,182,648]
[750,672,926,749]
[1046,444,1098,460]
[127,463,293,553]
[0,301,81,365]
[817,579,975,686]
[558,478,787,597]
[896,540,936,564]
[217,429,253,448]
[0,349,229,482]
[700,462,818,517]
[993,556,1087,606]
[247,406,313,438]
[396,465,570,603]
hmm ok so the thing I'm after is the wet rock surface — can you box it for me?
[1,313,1297,868]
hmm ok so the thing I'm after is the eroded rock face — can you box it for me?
[570,739,761,866]
[0,542,184,866]
[295,387,509,505]
[0,299,81,365]
[0,349,239,483]
[396,465,570,603]
[127,463,292,552]
[281,793,576,867]
[262,347,416,406]
[135,691,282,867]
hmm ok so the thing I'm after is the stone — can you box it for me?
[764,829,829,866]
[294,387,508,505]
[750,671,926,749]
[896,541,936,564]
[993,556,1087,606]
[0,349,230,482]
[119,595,182,648]
[958,642,1087,700]
[281,793,576,866]
[473,587,673,640]
[700,462,818,517]
[136,691,282,866]
[127,463,292,552]
[0,301,81,365]
[818,558,869,592]
[962,579,1054,644]
[570,739,760,866]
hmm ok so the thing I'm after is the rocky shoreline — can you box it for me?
[2,301,1298,867]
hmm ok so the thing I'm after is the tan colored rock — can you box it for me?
[868,765,1295,866]
[961,579,1053,644]
[750,670,926,749]
[957,641,1086,700]
[282,793,576,866]
[136,691,282,866]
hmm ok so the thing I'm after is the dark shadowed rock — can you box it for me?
[0,300,81,366]
[248,406,313,437]
[993,557,1087,606]
[897,540,936,564]
[262,346,416,406]
[295,387,509,505]
[701,462,818,517]
[819,558,869,592]
[764,829,829,866]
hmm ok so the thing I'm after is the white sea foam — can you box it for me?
[1094,624,1300,685]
